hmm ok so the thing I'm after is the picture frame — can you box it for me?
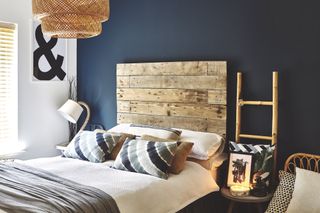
[227,152,253,187]
[32,21,68,81]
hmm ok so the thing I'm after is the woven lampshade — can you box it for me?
[32,0,109,39]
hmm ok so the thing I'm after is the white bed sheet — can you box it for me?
[20,157,219,213]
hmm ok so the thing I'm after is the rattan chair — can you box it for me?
[284,153,320,174]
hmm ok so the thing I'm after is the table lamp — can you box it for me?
[58,99,90,132]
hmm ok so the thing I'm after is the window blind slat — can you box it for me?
[0,47,13,53]
[0,30,14,37]
[0,36,14,42]
[0,22,17,145]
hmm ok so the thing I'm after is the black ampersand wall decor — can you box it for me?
[33,25,66,81]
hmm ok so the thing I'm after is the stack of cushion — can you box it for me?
[63,123,225,179]
[266,167,320,212]
[265,171,296,212]
[108,123,226,168]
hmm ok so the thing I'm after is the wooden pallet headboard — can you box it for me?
[116,61,227,136]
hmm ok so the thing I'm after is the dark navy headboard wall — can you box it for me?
[78,0,320,168]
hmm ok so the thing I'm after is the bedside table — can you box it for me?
[221,187,273,213]
[56,142,69,153]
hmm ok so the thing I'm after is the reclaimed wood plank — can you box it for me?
[129,75,226,89]
[117,100,131,112]
[117,76,130,88]
[208,90,227,105]
[117,61,208,76]
[117,101,226,120]
[117,88,209,103]
[208,61,227,76]
[207,119,227,136]
[117,113,225,134]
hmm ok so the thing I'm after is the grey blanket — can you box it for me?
[0,161,120,213]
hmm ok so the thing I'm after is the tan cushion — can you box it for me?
[141,135,193,174]
[187,153,227,170]
[187,158,211,170]
[106,132,135,160]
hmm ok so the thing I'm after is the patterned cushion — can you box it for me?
[265,170,296,213]
[63,131,130,163]
[128,124,182,140]
[112,139,178,179]
[229,141,271,154]
[140,134,193,174]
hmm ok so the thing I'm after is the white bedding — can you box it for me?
[20,156,219,213]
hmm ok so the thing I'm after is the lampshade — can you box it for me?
[32,0,110,39]
[58,99,83,123]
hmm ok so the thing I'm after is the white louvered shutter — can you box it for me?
[0,22,17,147]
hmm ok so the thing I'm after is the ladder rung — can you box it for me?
[239,100,273,106]
[239,134,272,140]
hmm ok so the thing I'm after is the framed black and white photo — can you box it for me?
[32,21,67,81]
[227,153,252,187]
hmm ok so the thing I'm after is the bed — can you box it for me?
[19,157,218,213]
[0,61,227,213]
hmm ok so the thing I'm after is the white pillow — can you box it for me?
[108,123,182,140]
[128,124,182,140]
[107,123,131,134]
[176,128,224,160]
[286,167,320,213]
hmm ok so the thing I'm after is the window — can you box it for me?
[0,22,18,155]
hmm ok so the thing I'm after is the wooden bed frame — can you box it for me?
[284,153,320,174]
[116,61,227,136]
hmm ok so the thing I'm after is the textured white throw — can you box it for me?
[21,156,219,213]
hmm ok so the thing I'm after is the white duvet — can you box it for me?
[20,156,219,213]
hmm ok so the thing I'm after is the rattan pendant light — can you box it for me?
[32,0,110,39]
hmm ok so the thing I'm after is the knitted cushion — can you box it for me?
[265,170,295,213]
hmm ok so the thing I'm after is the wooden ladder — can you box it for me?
[235,71,279,180]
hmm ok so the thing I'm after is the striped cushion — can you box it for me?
[63,131,128,163]
[113,139,178,179]
[128,124,182,140]
[229,141,271,154]
[140,134,194,174]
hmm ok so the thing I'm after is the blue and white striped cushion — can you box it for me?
[63,131,124,163]
[113,139,177,179]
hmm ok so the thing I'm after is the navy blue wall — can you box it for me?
[78,0,320,168]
